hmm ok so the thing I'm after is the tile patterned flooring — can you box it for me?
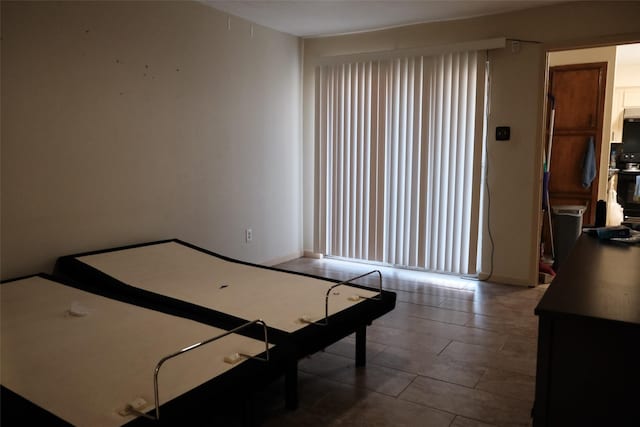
[240,257,548,426]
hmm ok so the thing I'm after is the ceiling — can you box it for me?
[203,0,564,38]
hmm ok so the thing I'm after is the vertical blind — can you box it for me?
[315,51,484,275]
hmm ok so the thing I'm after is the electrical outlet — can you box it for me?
[245,228,252,243]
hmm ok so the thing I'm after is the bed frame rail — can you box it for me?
[125,319,270,422]
[301,270,383,327]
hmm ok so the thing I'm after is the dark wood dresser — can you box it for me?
[533,234,640,426]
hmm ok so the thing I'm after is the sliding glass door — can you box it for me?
[314,50,485,275]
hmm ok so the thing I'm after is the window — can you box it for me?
[314,50,485,275]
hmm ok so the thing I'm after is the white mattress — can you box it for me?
[78,242,379,333]
[1,276,271,427]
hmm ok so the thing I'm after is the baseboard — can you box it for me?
[303,250,324,259]
[474,272,533,287]
[263,250,304,267]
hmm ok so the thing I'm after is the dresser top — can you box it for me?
[535,234,640,325]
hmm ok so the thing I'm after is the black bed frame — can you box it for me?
[0,274,296,427]
[2,239,396,426]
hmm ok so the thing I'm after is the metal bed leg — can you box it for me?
[355,326,366,367]
[285,360,298,410]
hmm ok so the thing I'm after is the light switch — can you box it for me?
[496,126,510,141]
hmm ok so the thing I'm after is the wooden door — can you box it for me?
[546,63,607,226]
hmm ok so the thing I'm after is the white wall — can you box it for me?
[611,55,640,141]
[614,62,640,88]
[1,1,302,279]
[302,1,640,286]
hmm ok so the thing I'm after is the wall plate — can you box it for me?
[496,126,510,141]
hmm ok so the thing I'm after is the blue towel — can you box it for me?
[582,136,596,189]
[634,175,640,202]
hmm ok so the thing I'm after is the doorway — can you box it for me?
[539,43,640,271]
[546,61,606,226]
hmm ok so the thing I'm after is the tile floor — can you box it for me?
[234,257,548,427]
